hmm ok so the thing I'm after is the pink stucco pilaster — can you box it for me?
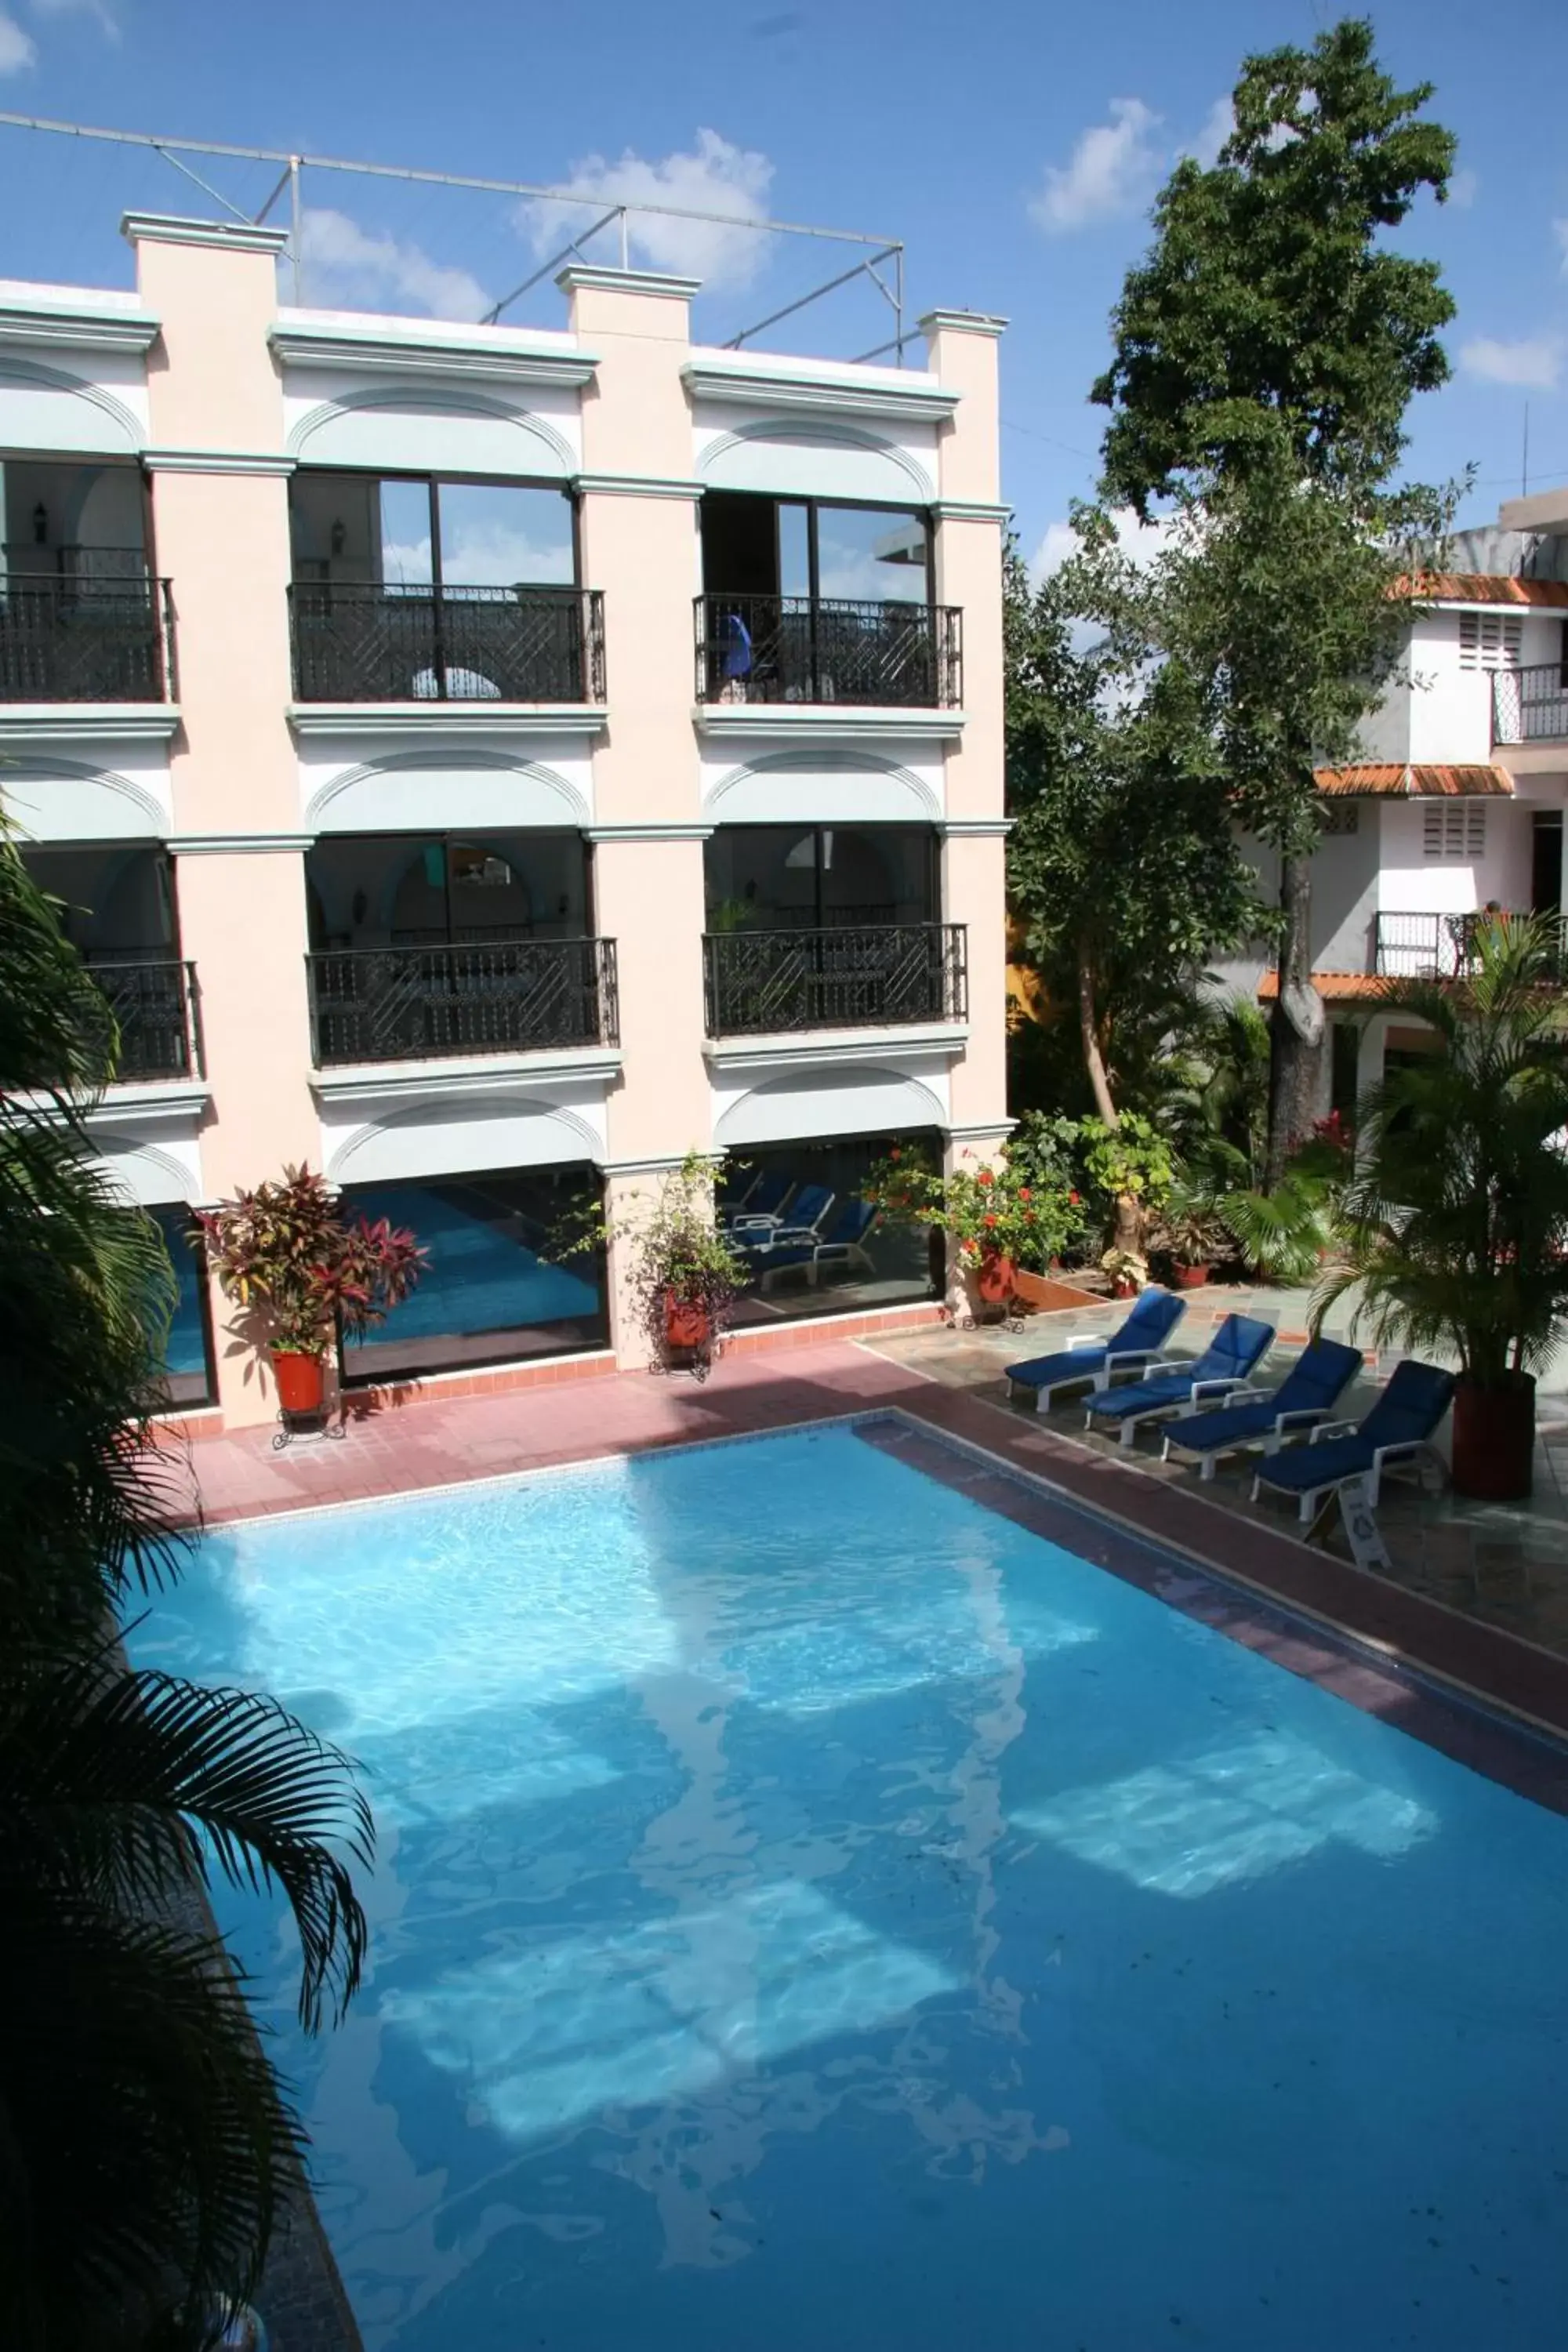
[130,216,315,1426]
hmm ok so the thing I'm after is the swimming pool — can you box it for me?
[135,1420,1568,2350]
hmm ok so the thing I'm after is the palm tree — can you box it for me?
[0,833,373,2349]
[1316,912,1568,1498]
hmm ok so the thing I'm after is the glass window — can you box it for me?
[339,1167,607,1384]
[436,482,575,587]
[722,1132,942,1328]
[815,506,930,603]
[379,481,434,586]
[777,502,811,597]
[704,826,937,929]
[148,1205,216,1410]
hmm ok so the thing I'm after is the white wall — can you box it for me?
[1376,798,1533,915]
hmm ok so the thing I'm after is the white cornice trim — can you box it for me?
[684,354,957,428]
[599,1152,699,1178]
[917,308,1009,339]
[313,1045,622,1106]
[557,263,700,300]
[122,212,290,256]
[945,1117,1017,1141]
[931,499,1011,524]
[586,822,711,843]
[167,832,314,855]
[142,447,296,476]
[573,471,703,500]
[0,300,160,356]
[288,702,607,741]
[270,320,596,390]
[0,705,180,744]
[85,1079,209,1125]
[941,816,1012,837]
[704,1020,969,1074]
[695,703,965,745]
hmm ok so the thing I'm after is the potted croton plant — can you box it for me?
[198,1164,425,1414]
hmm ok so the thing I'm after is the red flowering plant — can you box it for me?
[865,1142,1080,1269]
[198,1163,426,1359]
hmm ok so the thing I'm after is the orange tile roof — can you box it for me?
[1314,762,1515,798]
[1258,971,1388,1003]
[1397,572,1568,609]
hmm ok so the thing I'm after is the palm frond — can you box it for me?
[1,1657,373,2032]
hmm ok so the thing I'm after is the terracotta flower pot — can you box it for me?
[975,1251,1016,1304]
[1450,1374,1534,1501]
[270,1349,325,1414]
[1173,1263,1212,1290]
[1111,1276,1138,1300]
[663,1290,710,1352]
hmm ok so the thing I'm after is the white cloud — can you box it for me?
[1186,96,1234,169]
[520,129,774,293]
[1029,99,1163,234]
[0,11,35,68]
[1460,335,1563,391]
[295,208,489,324]
[1447,167,1478,210]
[1031,506,1171,583]
[29,0,118,33]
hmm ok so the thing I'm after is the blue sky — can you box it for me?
[1,0,1565,562]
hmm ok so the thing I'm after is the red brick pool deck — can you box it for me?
[161,1331,1568,1757]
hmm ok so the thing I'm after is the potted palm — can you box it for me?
[1316,916,1568,1501]
[199,1165,426,1414]
[1149,1182,1231,1287]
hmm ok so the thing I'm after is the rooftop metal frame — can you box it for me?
[0,111,913,360]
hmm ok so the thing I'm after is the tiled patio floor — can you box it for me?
[870,1290,1568,1661]
[161,1312,1568,1744]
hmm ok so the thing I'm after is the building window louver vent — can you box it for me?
[1422,802,1486,860]
[1459,612,1522,671]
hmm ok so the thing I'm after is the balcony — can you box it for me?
[0,557,174,702]
[702,922,967,1037]
[84,958,204,1080]
[695,594,962,710]
[289,583,606,706]
[1494,664,1568,746]
[307,935,619,1068]
[1374,910,1567,980]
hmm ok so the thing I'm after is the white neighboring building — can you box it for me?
[1214,495,1568,1113]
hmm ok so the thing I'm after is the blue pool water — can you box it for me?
[342,1182,597,1352]
[135,1425,1568,2350]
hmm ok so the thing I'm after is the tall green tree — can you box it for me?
[1004,524,1258,1127]
[1091,16,1456,1178]
[0,834,372,2350]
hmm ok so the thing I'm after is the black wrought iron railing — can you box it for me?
[1494,663,1568,745]
[307,936,619,1066]
[83,958,204,1080]
[289,583,605,704]
[703,922,967,1036]
[0,563,173,701]
[695,594,962,708]
[1374,909,1568,979]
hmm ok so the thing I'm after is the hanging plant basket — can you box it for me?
[662,1290,712,1352]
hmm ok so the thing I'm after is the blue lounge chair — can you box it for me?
[1004,1287,1186,1413]
[735,1184,837,1261]
[1086,1312,1276,1449]
[753,1199,880,1293]
[723,1170,796,1232]
[1160,1336,1364,1481]
[1250,1359,1455,1523]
